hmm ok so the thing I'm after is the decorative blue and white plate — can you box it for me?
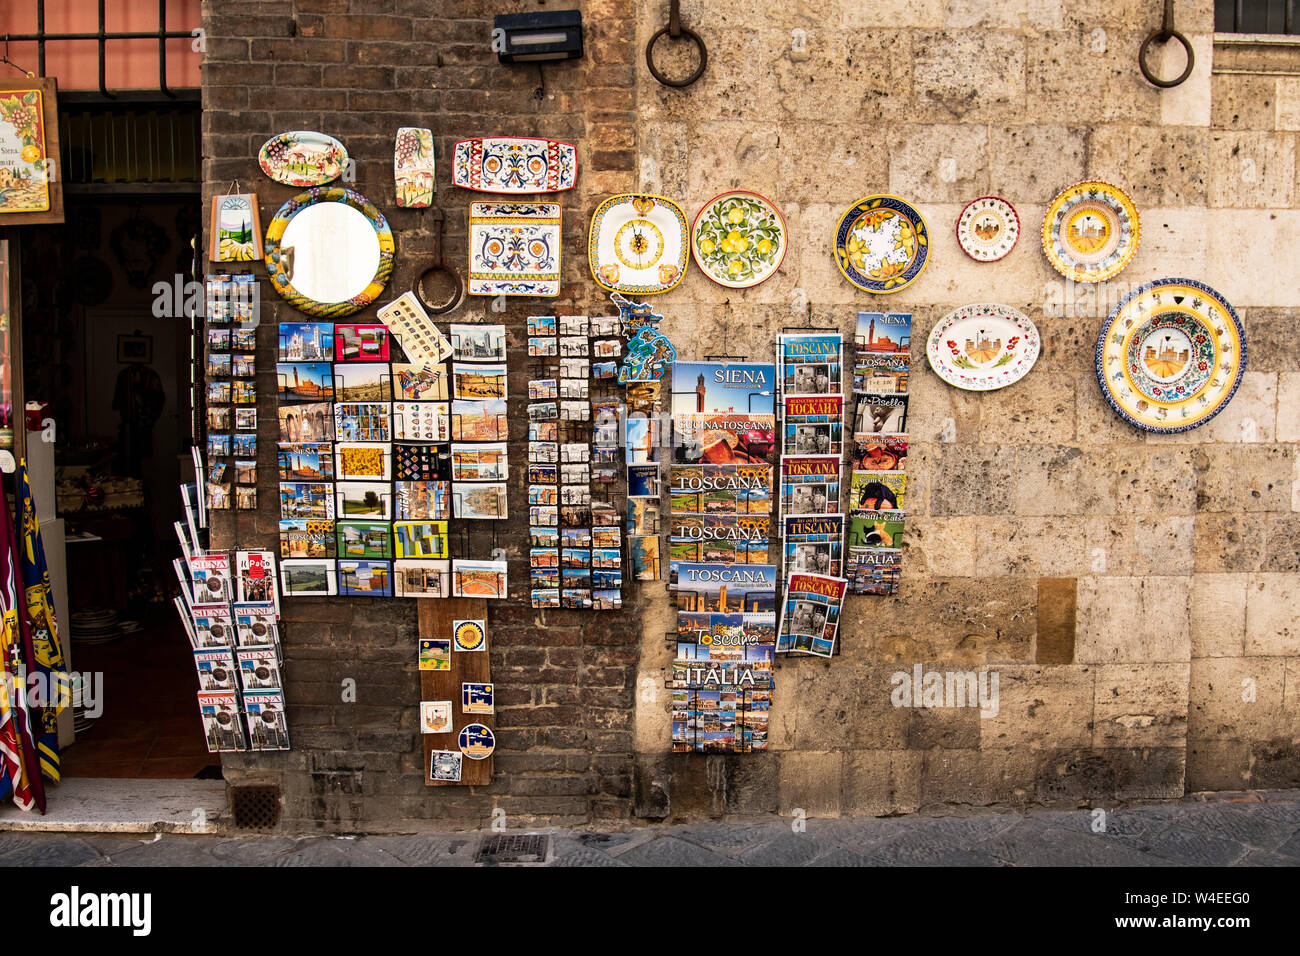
[834,195,929,294]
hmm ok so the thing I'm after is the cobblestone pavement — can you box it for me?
[3,792,1298,867]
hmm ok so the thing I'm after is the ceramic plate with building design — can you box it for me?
[588,193,689,294]
[926,303,1040,391]
[1095,278,1245,433]
[258,131,348,187]
[1042,181,1140,283]
[955,196,1019,262]
[834,195,929,294]
[452,136,577,193]
[468,201,561,297]
[690,190,786,288]
[458,723,496,759]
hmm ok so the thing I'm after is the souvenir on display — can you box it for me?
[834,195,929,294]
[338,559,393,597]
[926,303,1040,391]
[467,202,562,297]
[0,78,63,225]
[208,193,263,262]
[1041,181,1140,283]
[690,190,786,288]
[453,619,486,651]
[258,130,349,187]
[1095,278,1245,433]
[452,136,577,193]
[377,292,454,364]
[589,194,688,294]
[394,127,435,208]
[955,196,1019,263]
[458,723,496,759]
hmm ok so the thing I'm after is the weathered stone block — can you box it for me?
[988,124,1086,196]
[1190,573,1248,658]
[888,124,990,203]
[842,750,923,815]
[1092,662,1189,748]
[1076,576,1192,663]
[1212,74,1278,131]
[912,31,1026,122]
[778,751,843,817]
[979,663,1095,749]
[1188,656,1289,739]
[1209,131,1296,208]
[978,375,1077,445]
[1245,573,1300,656]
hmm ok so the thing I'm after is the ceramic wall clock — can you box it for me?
[467,201,561,297]
[1042,181,1140,283]
[452,137,577,193]
[690,190,786,288]
[394,127,435,208]
[956,196,1019,262]
[258,131,349,187]
[589,194,689,294]
[834,195,929,294]
[263,187,395,319]
[1095,278,1245,433]
[926,303,1040,391]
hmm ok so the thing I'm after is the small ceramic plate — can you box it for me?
[458,722,496,759]
[956,196,1019,262]
[258,131,348,187]
[589,194,688,295]
[834,195,929,294]
[927,303,1040,391]
[1042,180,1140,283]
[468,202,561,297]
[452,137,577,193]
[1096,278,1245,433]
[690,190,786,288]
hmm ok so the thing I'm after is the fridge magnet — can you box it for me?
[208,193,263,262]
[419,638,452,671]
[453,619,486,652]
[1095,277,1245,433]
[452,136,577,193]
[955,196,1019,263]
[421,701,453,734]
[1042,180,1140,283]
[468,201,562,297]
[834,195,929,294]
[394,127,435,208]
[589,193,688,294]
[458,723,496,759]
[926,303,1041,391]
[690,190,786,288]
[462,683,494,715]
[430,750,463,782]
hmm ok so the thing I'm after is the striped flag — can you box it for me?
[0,484,43,812]
[17,463,67,782]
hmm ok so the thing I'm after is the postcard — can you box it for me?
[276,362,333,404]
[453,362,507,400]
[531,589,560,609]
[207,406,231,431]
[421,701,453,734]
[207,382,230,404]
[338,559,393,597]
[232,381,256,404]
[235,487,257,510]
[529,379,558,400]
[207,328,230,352]
[395,480,450,520]
[231,327,257,350]
[278,442,334,481]
[279,321,334,361]
[337,520,392,559]
[451,399,509,441]
[279,481,335,520]
[451,559,508,600]
[419,637,452,671]
[396,560,451,599]
[393,362,449,400]
[450,323,507,362]
[336,481,392,519]
[394,520,448,559]
[279,402,334,443]
[334,402,391,442]
[334,362,392,402]
[280,558,338,596]
[279,518,336,559]
[232,353,256,377]
[430,750,463,782]
[394,442,450,481]
[206,352,231,378]
[453,482,507,519]
[451,442,508,482]
[335,323,390,362]
[336,442,391,481]
[377,291,453,363]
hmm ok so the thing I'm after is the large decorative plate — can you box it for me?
[1042,181,1140,283]
[452,137,577,193]
[690,190,787,288]
[956,196,1019,262]
[1096,278,1245,433]
[467,201,561,297]
[834,195,929,294]
[589,194,688,294]
[926,303,1040,391]
[258,131,348,187]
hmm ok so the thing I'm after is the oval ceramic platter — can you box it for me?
[259,131,349,188]
[834,195,929,293]
[1042,180,1140,283]
[1095,278,1245,434]
[589,193,689,294]
[452,137,577,193]
[690,190,786,289]
[927,303,1040,391]
[956,196,1019,262]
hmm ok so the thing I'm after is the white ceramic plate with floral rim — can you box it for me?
[690,190,786,288]
[259,131,349,188]
[955,196,1020,262]
[926,303,1040,391]
[588,194,688,295]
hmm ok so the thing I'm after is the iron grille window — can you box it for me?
[1216,0,1300,33]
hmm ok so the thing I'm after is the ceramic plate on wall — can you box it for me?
[926,303,1040,391]
[259,131,348,187]
[589,194,688,294]
[834,195,929,294]
[1095,278,1245,433]
[956,196,1019,262]
[690,190,786,288]
[452,137,577,193]
[467,201,561,297]
[1042,180,1140,283]
[394,127,435,208]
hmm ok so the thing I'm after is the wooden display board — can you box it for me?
[420,597,493,786]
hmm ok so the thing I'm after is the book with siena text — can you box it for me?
[189,553,232,607]
[243,689,291,751]
[197,690,247,752]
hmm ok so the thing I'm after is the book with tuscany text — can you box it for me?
[778,455,842,517]
[781,513,845,577]
[778,332,844,397]
[776,572,849,658]
[781,394,844,456]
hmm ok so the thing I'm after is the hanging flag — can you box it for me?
[0,485,43,812]
[17,463,68,782]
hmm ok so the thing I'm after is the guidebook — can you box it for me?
[778,455,842,517]
[776,572,849,657]
[781,513,845,577]
[670,361,775,466]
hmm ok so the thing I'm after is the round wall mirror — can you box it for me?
[264,187,395,318]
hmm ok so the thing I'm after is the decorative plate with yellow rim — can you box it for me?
[834,195,929,294]
[1042,181,1140,283]
[690,190,786,289]
[1095,278,1245,433]
[589,193,689,294]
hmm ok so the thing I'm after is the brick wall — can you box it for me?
[202,0,641,831]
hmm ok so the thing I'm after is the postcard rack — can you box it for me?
[420,597,494,786]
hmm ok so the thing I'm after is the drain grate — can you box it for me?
[476,833,550,864]
[230,784,282,830]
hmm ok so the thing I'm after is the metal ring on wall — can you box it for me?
[645,0,707,88]
[1139,29,1195,88]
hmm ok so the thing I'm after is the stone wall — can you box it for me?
[201,0,1299,831]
